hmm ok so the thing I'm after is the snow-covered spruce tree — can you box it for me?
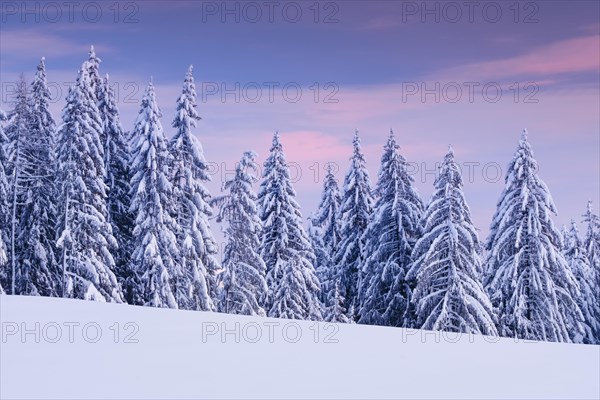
[259,132,322,320]
[485,130,583,342]
[564,220,600,344]
[334,130,373,319]
[582,201,600,292]
[129,82,180,308]
[310,163,342,305]
[211,151,267,316]
[98,74,134,302]
[3,76,30,294]
[408,147,497,335]
[358,130,424,327]
[15,58,60,296]
[55,65,122,302]
[3,72,57,296]
[0,108,8,294]
[169,66,220,311]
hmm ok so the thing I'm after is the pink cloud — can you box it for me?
[278,130,352,163]
[435,35,600,81]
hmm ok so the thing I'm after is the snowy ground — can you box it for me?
[1,295,598,400]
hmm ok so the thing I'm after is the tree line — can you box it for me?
[0,47,598,344]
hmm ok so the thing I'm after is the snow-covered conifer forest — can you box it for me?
[1,48,598,345]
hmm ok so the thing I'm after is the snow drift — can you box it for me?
[1,295,598,399]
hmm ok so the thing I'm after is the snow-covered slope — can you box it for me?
[1,295,598,399]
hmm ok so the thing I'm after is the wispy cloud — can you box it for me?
[0,29,95,58]
[432,35,600,82]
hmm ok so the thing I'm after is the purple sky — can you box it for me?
[1,0,599,250]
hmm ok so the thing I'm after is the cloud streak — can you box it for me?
[431,35,600,82]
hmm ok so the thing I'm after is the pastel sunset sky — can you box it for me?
[1,0,598,248]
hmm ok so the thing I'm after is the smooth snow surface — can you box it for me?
[1,295,598,399]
